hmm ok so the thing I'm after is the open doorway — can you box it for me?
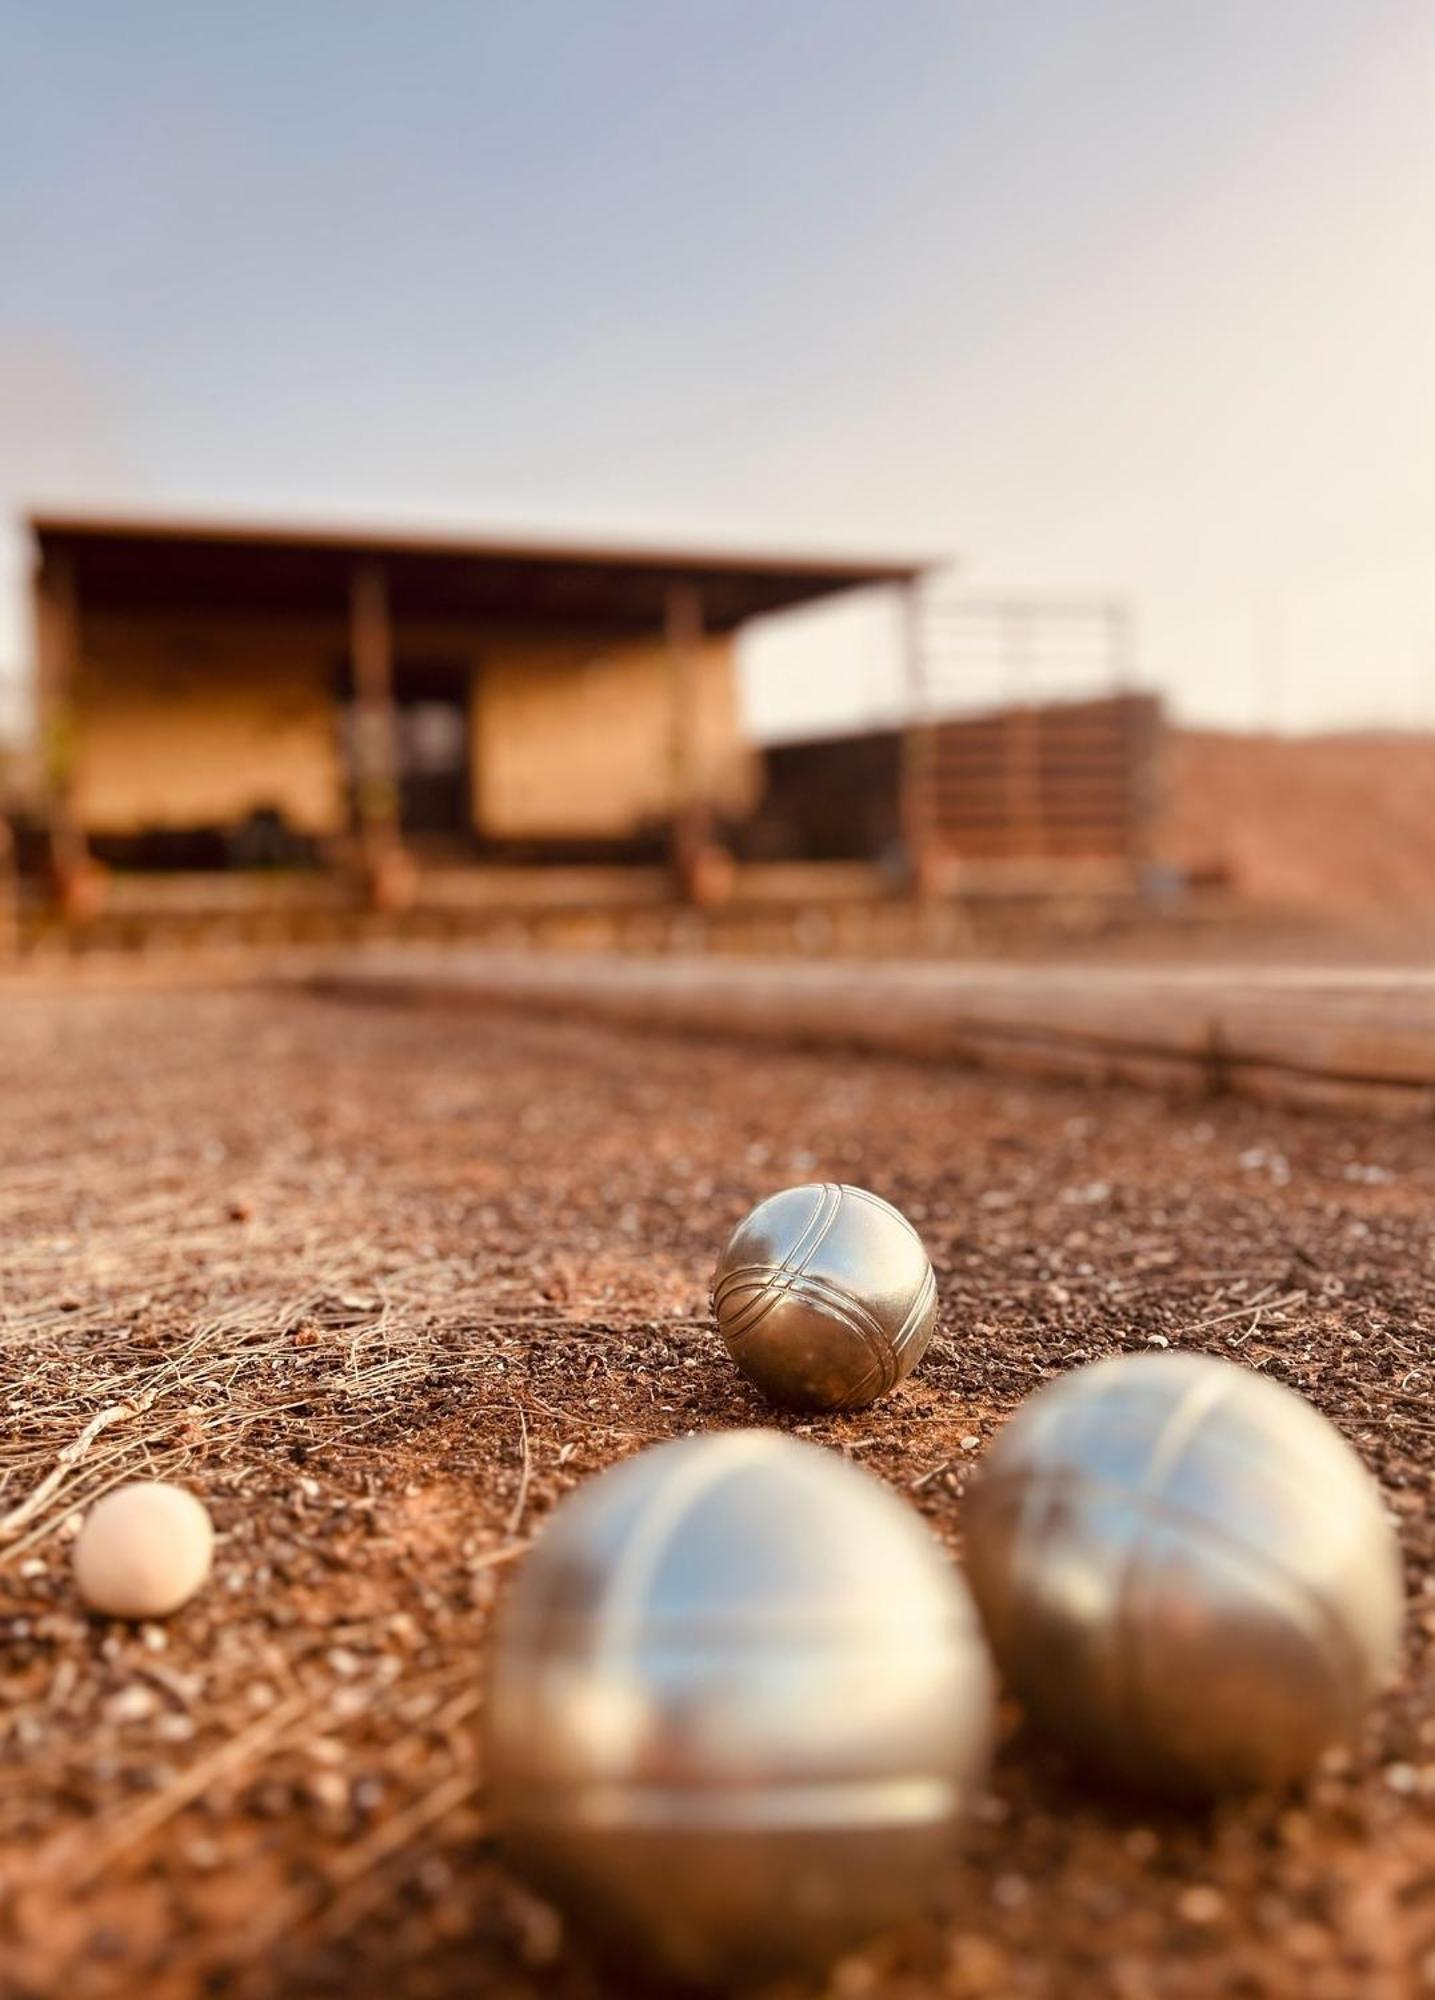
[393,660,473,839]
[338,657,475,847]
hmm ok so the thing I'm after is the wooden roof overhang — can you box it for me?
[29,512,930,635]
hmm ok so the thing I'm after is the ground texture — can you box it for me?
[1,986,1433,2000]
[1164,730,1435,924]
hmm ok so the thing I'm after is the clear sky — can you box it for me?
[2,1,1432,738]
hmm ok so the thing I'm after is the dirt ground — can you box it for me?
[1,986,1433,2000]
[1163,730,1435,925]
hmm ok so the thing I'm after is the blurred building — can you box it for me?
[12,519,1176,951]
[27,512,921,895]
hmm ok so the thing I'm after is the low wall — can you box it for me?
[312,950,1435,1118]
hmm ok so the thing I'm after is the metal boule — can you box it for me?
[711,1183,938,1411]
[486,1429,994,1985]
[963,1350,1404,1794]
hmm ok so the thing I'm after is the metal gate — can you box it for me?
[900,593,1160,882]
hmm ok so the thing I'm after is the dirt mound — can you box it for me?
[1162,729,1435,917]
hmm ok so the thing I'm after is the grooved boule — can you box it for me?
[964,1352,1403,1794]
[711,1182,939,1410]
[486,1430,994,1985]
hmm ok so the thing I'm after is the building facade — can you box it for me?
[28,514,921,897]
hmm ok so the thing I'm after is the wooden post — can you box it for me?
[0,814,16,958]
[33,548,94,916]
[897,581,938,895]
[1125,691,1162,884]
[348,559,411,909]
[666,581,718,900]
[1002,603,1043,862]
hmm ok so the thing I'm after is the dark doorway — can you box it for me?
[395,687,470,837]
[338,657,475,843]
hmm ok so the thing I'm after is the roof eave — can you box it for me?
[25,507,937,589]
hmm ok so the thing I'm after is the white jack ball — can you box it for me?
[73,1481,215,1620]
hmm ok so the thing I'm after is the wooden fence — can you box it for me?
[906,692,1162,878]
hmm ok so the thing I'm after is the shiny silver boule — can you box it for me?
[711,1183,939,1411]
[964,1351,1403,1795]
[486,1430,994,1986]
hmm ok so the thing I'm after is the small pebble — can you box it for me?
[103,1684,159,1725]
[308,1770,349,1813]
[1177,1885,1226,1925]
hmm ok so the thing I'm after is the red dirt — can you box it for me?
[1,987,1433,2000]
[1162,729,1435,921]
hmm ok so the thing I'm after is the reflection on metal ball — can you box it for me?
[964,1351,1403,1795]
[711,1183,939,1411]
[486,1430,994,1986]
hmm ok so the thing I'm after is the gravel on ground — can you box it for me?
[0,987,1432,2000]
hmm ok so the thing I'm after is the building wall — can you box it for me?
[73,612,347,836]
[69,609,758,843]
[474,631,758,839]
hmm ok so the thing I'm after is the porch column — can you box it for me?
[348,558,410,907]
[0,815,15,957]
[33,548,92,914]
[897,579,939,895]
[665,580,715,900]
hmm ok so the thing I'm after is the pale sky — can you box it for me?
[2,1,1433,740]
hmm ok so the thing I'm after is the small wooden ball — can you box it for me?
[73,1482,215,1620]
